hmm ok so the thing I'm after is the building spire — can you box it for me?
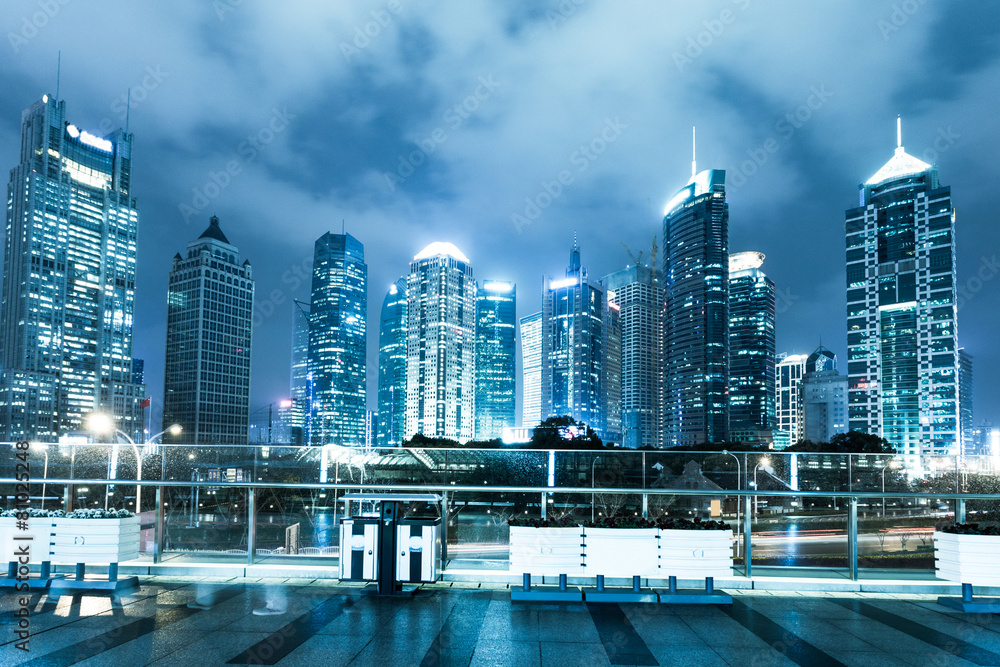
[896,115,902,149]
[55,51,61,102]
[691,126,697,177]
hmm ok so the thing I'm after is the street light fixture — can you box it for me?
[721,450,742,551]
[591,456,601,522]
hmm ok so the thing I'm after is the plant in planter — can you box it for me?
[656,516,734,579]
[0,508,56,564]
[49,509,139,564]
[507,515,584,575]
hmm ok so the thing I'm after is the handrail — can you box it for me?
[3,477,998,500]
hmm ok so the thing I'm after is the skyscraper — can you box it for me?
[0,95,144,441]
[728,251,775,440]
[519,312,543,429]
[802,346,848,444]
[662,167,729,446]
[405,242,476,442]
[958,348,973,455]
[776,353,807,446]
[307,232,367,446]
[475,280,516,440]
[601,265,661,448]
[289,300,311,441]
[541,240,610,439]
[377,278,407,446]
[846,119,959,462]
[162,216,254,444]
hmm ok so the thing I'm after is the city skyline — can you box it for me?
[1,2,998,432]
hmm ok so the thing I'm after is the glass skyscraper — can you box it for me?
[307,232,367,446]
[289,300,310,441]
[0,95,144,441]
[405,242,476,442]
[475,280,516,440]
[662,168,729,446]
[846,120,959,463]
[802,346,848,444]
[601,265,661,448]
[162,216,254,444]
[776,353,807,446]
[958,348,973,455]
[519,312,543,429]
[377,277,407,446]
[728,251,775,437]
[541,240,611,439]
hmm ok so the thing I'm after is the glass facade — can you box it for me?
[377,278,407,445]
[846,131,959,464]
[405,243,476,442]
[540,242,610,440]
[728,252,775,434]
[519,312,542,429]
[0,95,144,441]
[776,353,807,445]
[289,300,310,439]
[162,216,254,444]
[474,281,516,440]
[307,233,367,446]
[958,348,973,455]
[601,265,661,448]
[662,169,729,446]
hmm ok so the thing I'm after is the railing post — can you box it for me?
[956,497,966,524]
[247,487,256,566]
[642,493,648,519]
[541,492,547,520]
[743,494,752,578]
[848,496,858,581]
[440,490,449,564]
[153,486,165,564]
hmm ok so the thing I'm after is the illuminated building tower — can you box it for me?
[475,281,516,440]
[728,251,775,441]
[541,239,613,440]
[601,265,661,448]
[404,243,476,442]
[802,346,848,444]
[0,95,144,440]
[288,300,310,441]
[775,353,807,445]
[519,312,542,428]
[958,348,973,455]
[846,118,959,464]
[307,232,367,446]
[162,216,254,444]
[662,164,729,446]
[377,278,407,445]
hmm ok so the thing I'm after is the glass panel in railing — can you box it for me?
[250,486,342,562]
[858,497,936,575]
[748,495,848,573]
[161,485,251,561]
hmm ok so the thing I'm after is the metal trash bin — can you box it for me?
[396,519,441,583]
[338,518,379,581]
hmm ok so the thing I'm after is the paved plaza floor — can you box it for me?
[2,576,1000,666]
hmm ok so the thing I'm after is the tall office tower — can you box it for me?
[846,119,959,463]
[541,240,610,439]
[662,168,729,446]
[519,312,543,428]
[775,353,808,445]
[475,281,516,440]
[602,299,622,444]
[601,265,661,448]
[307,232,367,446]
[0,95,144,441]
[404,243,476,442]
[728,252,775,441]
[288,300,311,441]
[802,346,848,443]
[162,216,254,443]
[958,348,973,455]
[377,278,407,445]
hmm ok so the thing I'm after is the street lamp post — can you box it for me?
[721,450,742,551]
[753,457,771,518]
[591,456,601,522]
[35,443,49,510]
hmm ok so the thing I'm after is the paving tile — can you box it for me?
[539,641,610,666]
[470,640,542,667]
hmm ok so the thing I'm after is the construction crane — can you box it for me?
[621,242,643,267]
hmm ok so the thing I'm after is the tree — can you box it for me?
[528,416,604,450]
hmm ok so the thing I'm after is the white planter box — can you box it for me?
[0,517,54,561]
[49,517,140,564]
[509,526,584,575]
[658,529,734,579]
[583,527,659,577]
[934,531,1000,586]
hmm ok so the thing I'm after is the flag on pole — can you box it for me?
[140,396,151,409]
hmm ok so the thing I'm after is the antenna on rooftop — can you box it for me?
[342,218,345,234]
[691,126,697,177]
[896,115,902,149]
[55,51,61,102]
[125,89,131,136]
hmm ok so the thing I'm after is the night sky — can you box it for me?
[2,1,999,429]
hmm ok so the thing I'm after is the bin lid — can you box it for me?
[339,493,441,503]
